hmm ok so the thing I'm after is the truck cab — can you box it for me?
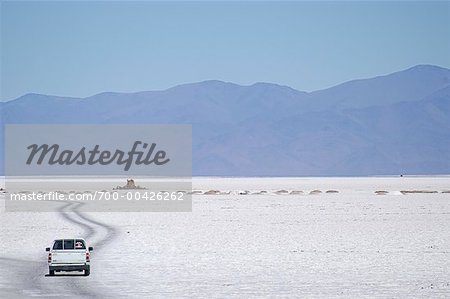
[46,239,93,276]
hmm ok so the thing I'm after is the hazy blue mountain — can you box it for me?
[1,64,449,176]
[307,65,450,109]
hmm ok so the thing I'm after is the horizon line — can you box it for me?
[1,63,449,103]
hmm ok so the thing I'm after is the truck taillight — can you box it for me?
[48,253,52,263]
[86,252,90,262]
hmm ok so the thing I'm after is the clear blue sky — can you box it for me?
[1,1,449,100]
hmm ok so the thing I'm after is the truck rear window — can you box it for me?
[53,239,86,250]
[53,240,63,250]
[64,239,75,249]
[75,239,86,249]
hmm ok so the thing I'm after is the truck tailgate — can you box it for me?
[52,250,86,264]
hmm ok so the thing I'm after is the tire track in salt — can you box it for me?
[0,200,117,298]
[0,257,49,298]
[55,201,119,298]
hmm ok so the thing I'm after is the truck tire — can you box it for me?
[84,269,90,276]
[49,270,55,276]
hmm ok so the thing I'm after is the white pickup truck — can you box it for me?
[46,239,93,276]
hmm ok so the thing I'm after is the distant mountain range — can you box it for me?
[1,64,450,176]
